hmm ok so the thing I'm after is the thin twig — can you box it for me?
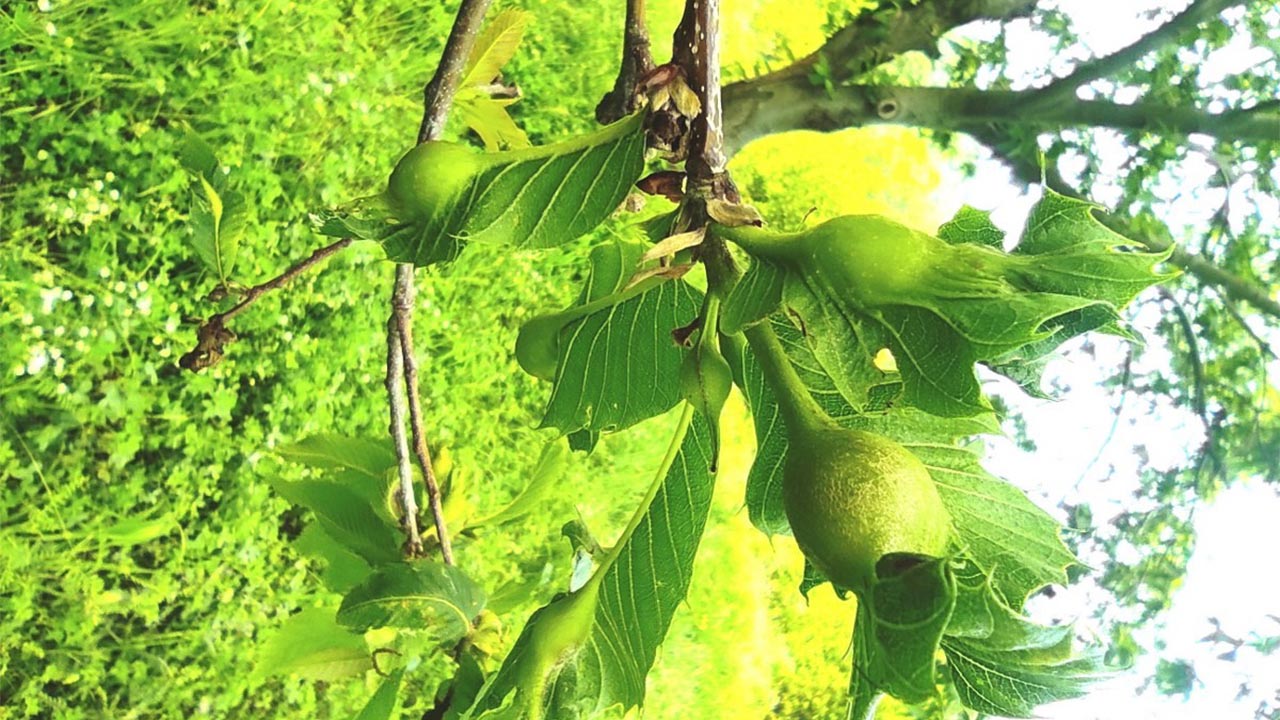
[220,238,355,323]
[387,0,494,563]
[1215,288,1278,360]
[418,0,495,145]
[396,297,455,565]
[596,0,655,124]
[1078,346,1134,485]
[385,314,424,556]
[1026,0,1243,110]
[180,237,353,371]
[1159,287,1225,479]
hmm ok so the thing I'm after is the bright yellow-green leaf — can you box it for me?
[462,9,531,88]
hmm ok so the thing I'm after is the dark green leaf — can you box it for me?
[853,556,956,702]
[355,669,404,720]
[189,176,246,285]
[337,562,486,640]
[540,279,702,434]
[179,130,219,179]
[294,524,373,593]
[255,606,370,682]
[270,478,401,565]
[443,652,490,720]
[566,429,599,454]
[721,256,784,333]
[465,415,717,718]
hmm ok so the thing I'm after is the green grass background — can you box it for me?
[1,1,956,717]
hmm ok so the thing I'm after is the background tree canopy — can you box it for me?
[1,0,1276,718]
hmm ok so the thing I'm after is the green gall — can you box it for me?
[515,312,568,381]
[679,341,734,470]
[385,141,485,222]
[716,215,1021,309]
[782,426,951,593]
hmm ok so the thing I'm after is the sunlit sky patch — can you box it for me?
[950,0,1279,717]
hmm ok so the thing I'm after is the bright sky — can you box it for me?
[953,1,1280,717]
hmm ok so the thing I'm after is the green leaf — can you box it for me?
[443,652,490,720]
[540,278,702,434]
[721,331,790,535]
[270,478,402,565]
[715,196,1171,417]
[179,129,219,179]
[576,239,648,304]
[99,514,176,547]
[276,434,395,479]
[294,524,373,593]
[1015,190,1178,309]
[922,450,1075,606]
[464,414,717,719]
[782,273,899,413]
[256,606,370,682]
[942,639,1110,717]
[310,202,394,241]
[337,562,486,640]
[874,306,990,417]
[473,437,569,528]
[516,240,653,383]
[378,112,647,266]
[937,205,1004,248]
[461,9,530,89]
[355,669,404,720]
[720,256,784,334]
[853,556,956,703]
[566,429,599,454]
[189,174,246,285]
[455,93,532,151]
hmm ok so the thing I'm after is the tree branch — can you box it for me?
[721,82,1280,155]
[719,0,1038,154]
[1025,0,1245,111]
[389,0,494,561]
[596,0,655,124]
[418,0,495,145]
[671,0,729,184]
[737,0,1037,89]
[384,315,423,555]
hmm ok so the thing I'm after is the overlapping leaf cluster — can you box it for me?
[720,191,1176,417]
[312,112,646,266]
[715,194,1172,717]
[261,435,485,717]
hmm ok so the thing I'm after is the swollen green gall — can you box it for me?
[715,215,1019,309]
[679,340,733,470]
[385,141,486,222]
[782,426,951,592]
[515,312,569,382]
[741,323,952,593]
